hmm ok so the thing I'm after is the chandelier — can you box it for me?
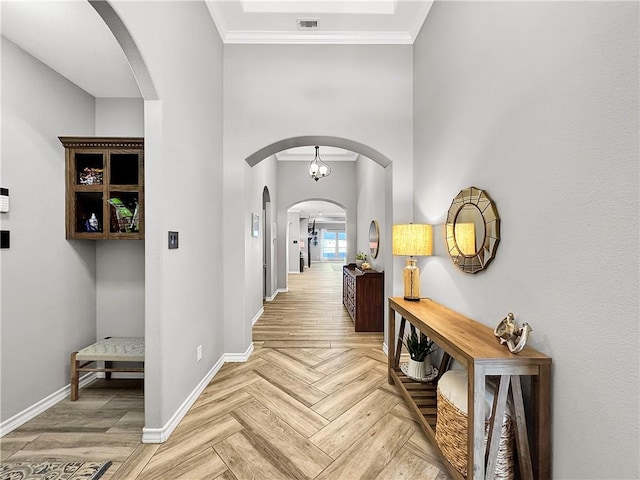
[308,145,331,182]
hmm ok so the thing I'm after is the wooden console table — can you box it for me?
[388,297,551,480]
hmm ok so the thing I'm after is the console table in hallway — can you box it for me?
[387,297,552,480]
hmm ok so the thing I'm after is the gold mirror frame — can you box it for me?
[369,220,380,259]
[445,187,500,274]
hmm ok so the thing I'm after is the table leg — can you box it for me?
[388,305,396,385]
[394,317,407,368]
[532,364,552,479]
[70,352,79,401]
[511,375,533,480]
[485,375,511,479]
[469,363,486,480]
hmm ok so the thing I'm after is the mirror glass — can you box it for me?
[369,220,380,259]
[445,187,500,274]
[454,204,485,255]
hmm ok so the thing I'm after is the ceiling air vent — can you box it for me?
[297,18,319,30]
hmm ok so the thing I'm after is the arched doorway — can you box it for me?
[287,199,347,270]
[262,186,276,300]
[245,138,393,341]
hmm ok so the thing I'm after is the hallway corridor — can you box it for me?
[1,263,450,479]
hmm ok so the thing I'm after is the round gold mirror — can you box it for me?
[369,220,380,259]
[445,187,500,274]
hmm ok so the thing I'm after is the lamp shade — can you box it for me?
[392,224,433,257]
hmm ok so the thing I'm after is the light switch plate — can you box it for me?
[168,231,179,249]
[0,188,9,213]
[1,230,9,249]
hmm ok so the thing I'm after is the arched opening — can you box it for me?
[245,137,393,338]
[245,136,392,169]
[288,199,347,272]
[262,186,275,300]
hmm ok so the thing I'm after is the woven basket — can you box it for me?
[435,387,515,479]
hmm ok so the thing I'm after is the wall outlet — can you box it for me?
[196,345,202,362]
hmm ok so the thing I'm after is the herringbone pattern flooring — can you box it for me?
[1,263,451,479]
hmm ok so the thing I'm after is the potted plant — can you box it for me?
[404,325,436,380]
[356,251,367,268]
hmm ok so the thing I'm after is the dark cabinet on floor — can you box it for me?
[342,264,384,332]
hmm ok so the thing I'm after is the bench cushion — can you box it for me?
[76,337,144,362]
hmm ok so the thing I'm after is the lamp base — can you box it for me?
[403,258,421,301]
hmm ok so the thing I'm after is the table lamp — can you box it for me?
[392,224,433,301]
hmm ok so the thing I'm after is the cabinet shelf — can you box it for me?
[60,137,144,240]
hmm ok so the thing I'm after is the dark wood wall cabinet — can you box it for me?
[342,264,384,332]
[60,137,144,240]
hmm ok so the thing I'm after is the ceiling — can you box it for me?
[2,0,427,222]
[275,146,358,163]
[206,0,434,44]
[1,0,433,98]
[1,0,141,98]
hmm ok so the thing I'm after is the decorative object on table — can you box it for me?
[308,145,331,181]
[0,461,112,480]
[355,251,367,268]
[403,324,436,380]
[392,223,433,300]
[400,361,438,382]
[360,261,371,270]
[494,312,532,354]
[368,220,380,258]
[445,186,500,274]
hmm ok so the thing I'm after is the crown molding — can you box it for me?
[222,30,414,45]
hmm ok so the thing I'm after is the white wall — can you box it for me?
[287,210,301,273]
[356,155,386,272]
[413,2,639,478]
[0,37,97,422]
[95,98,143,136]
[95,98,145,344]
[224,44,413,355]
[277,161,356,284]
[108,1,224,433]
[246,154,277,314]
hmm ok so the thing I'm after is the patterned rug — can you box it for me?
[0,461,111,480]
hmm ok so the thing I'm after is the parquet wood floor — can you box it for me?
[1,263,451,479]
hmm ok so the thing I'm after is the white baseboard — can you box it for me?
[266,288,287,302]
[382,342,388,356]
[4,342,255,443]
[141,342,254,443]
[252,307,264,326]
[0,373,96,437]
[225,342,254,363]
[142,354,225,444]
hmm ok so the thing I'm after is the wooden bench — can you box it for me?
[70,337,144,401]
